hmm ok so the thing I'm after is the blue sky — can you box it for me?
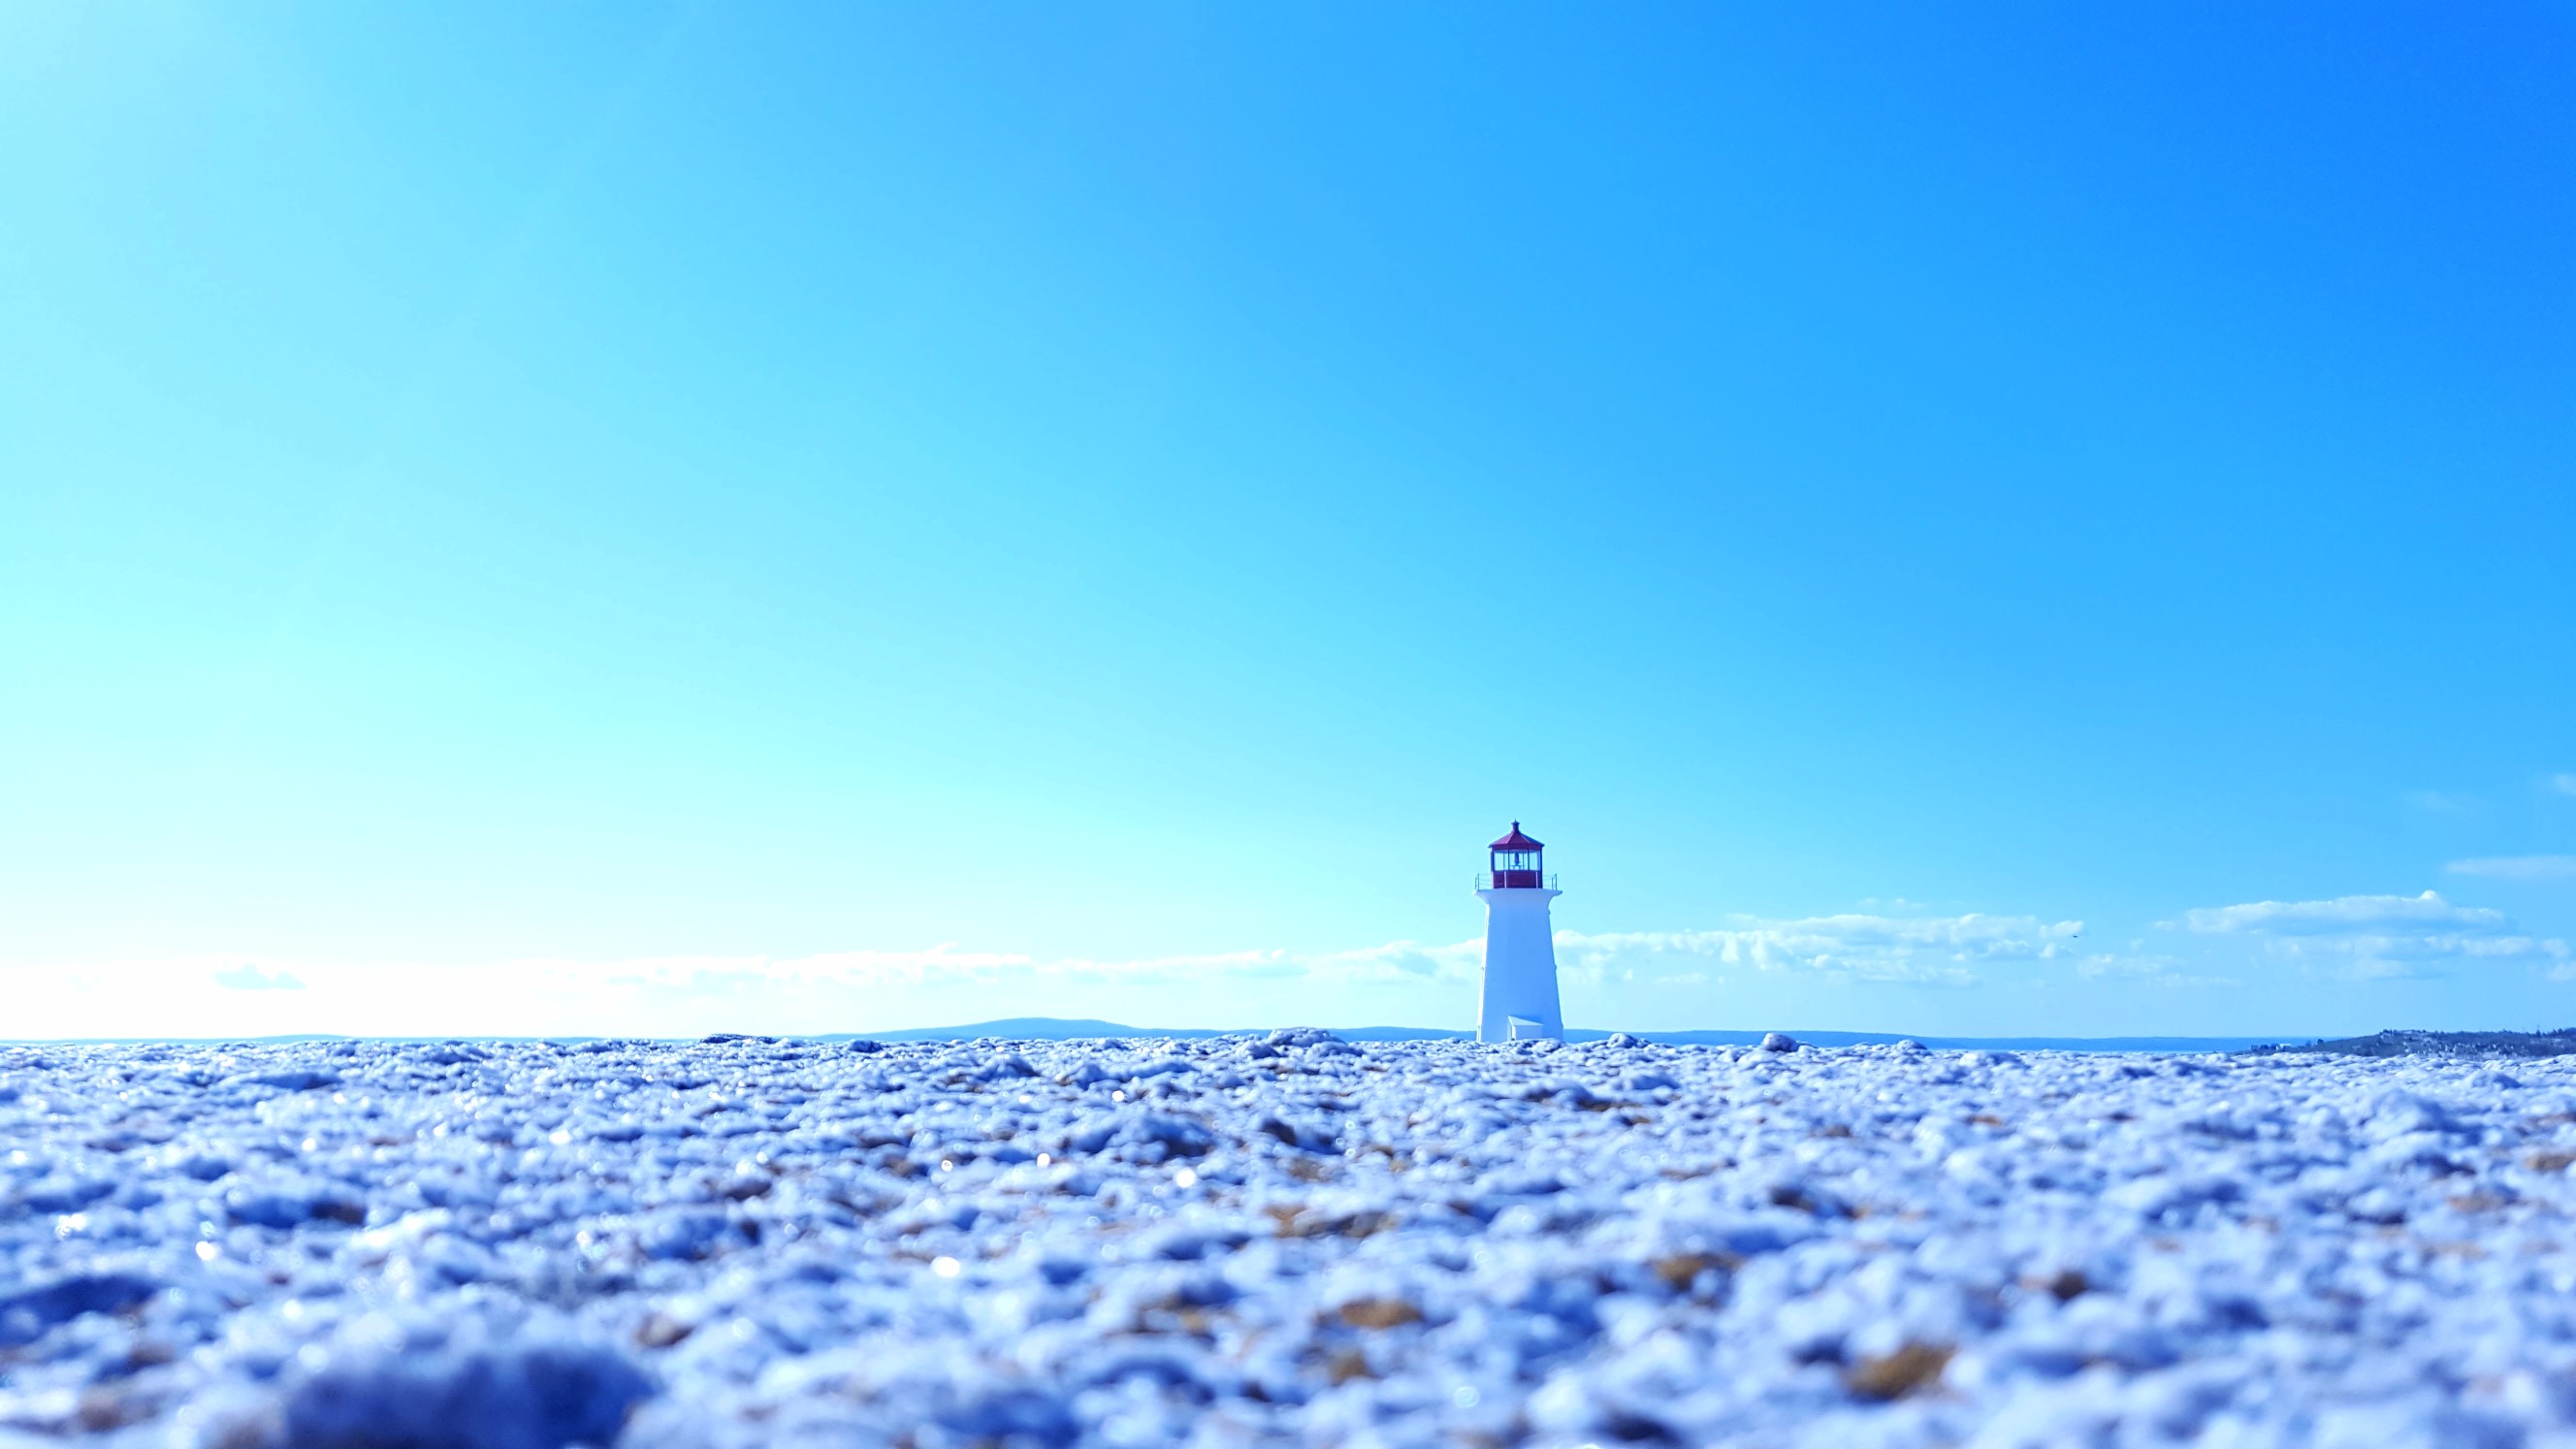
[4,4,2571,1039]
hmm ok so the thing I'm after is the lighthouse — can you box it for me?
[1475,821,1563,1043]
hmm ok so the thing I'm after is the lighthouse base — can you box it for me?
[1475,886,1563,1044]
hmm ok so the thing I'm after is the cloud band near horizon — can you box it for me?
[4,892,2565,1039]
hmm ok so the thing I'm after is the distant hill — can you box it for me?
[854,1017,1215,1043]
[2272,1028,2576,1060]
[824,1017,2275,1053]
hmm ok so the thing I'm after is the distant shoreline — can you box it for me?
[14,1018,2574,1056]
[0,1017,2296,1052]
[854,1020,2291,1053]
[2266,1027,2576,1060]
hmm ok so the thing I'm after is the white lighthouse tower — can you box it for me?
[1475,822,1563,1043]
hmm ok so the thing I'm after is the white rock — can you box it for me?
[0,1037,2570,1444]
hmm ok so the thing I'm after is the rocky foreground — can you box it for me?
[5,1032,2576,1447]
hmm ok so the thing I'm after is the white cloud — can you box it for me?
[1558,912,2083,987]
[2181,890,2569,980]
[660,915,2085,999]
[564,937,1485,998]
[2184,890,2505,935]
[1298,939,1486,984]
[1,913,2092,1038]
[2447,856,2576,883]
[2073,953,2238,988]
[654,939,1488,990]
[2405,790,2483,815]
[210,963,304,991]
[1,938,1495,1040]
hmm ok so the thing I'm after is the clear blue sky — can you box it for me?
[4,4,2571,1039]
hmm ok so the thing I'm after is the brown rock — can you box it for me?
[1846,1342,1953,1401]
[1336,1298,1424,1330]
[1650,1251,1743,1290]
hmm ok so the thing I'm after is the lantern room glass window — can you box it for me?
[1491,848,1544,888]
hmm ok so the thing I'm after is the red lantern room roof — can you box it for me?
[1489,821,1544,851]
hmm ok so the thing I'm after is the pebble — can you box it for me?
[1,1035,2573,1445]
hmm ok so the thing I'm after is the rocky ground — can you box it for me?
[6,1031,2576,1447]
